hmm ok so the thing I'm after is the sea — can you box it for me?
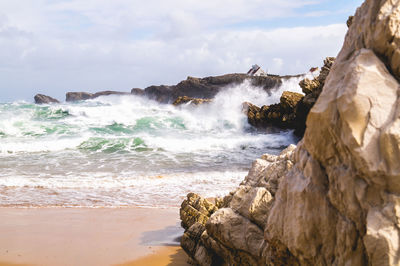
[0,76,309,208]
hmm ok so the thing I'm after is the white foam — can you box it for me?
[0,170,246,207]
[141,131,294,153]
[0,76,304,207]
[0,77,304,155]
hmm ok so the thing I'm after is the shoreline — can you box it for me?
[118,246,189,266]
[0,207,189,266]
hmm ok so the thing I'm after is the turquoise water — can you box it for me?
[0,79,303,207]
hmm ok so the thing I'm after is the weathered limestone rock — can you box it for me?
[180,193,224,265]
[228,186,273,228]
[34,94,60,104]
[180,145,297,265]
[172,96,212,106]
[280,91,303,112]
[243,91,304,130]
[180,1,400,265]
[295,56,335,136]
[206,208,265,265]
[180,193,218,230]
[299,78,320,95]
[343,0,400,81]
[242,102,262,127]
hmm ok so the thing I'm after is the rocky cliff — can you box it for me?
[180,0,400,265]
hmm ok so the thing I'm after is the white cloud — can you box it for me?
[271,58,284,73]
[0,0,320,37]
[0,0,351,101]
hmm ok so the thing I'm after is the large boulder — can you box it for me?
[34,94,60,104]
[180,193,218,231]
[280,91,303,112]
[180,1,400,265]
[65,91,130,102]
[180,193,222,265]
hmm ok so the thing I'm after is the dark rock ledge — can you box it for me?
[34,73,291,104]
[132,74,284,104]
[65,91,130,102]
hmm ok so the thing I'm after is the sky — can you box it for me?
[0,0,363,102]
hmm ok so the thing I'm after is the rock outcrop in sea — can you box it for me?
[34,94,60,104]
[65,91,130,102]
[37,73,284,103]
[244,57,335,136]
[132,74,283,103]
[243,91,304,129]
[180,0,400,265]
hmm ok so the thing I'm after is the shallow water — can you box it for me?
[0,76,308,207]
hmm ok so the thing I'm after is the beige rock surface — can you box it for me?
[180,1,400,265]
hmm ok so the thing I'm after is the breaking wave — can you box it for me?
[0,76,307,207]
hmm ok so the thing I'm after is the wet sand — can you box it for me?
[119,246,189,266]
[0,207,189,266]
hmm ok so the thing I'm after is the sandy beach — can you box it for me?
[0,207,189,266]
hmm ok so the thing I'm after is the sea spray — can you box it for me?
[0,77,306,207]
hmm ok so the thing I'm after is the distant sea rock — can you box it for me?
[130,88,144,96]
[65,91,130,102]
[45,73,289,104]
[34,94,60,104]
[180,0,400,265]
[131,74,283,103]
